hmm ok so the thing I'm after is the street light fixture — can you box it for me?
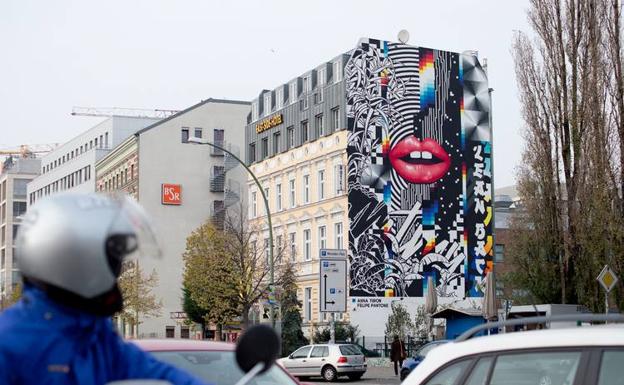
[187,137,276,329]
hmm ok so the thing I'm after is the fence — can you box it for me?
[354,335,428,358]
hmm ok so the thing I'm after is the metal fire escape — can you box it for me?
[209,141,241,228]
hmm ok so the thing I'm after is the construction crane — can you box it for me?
[0,144,59,159]
[71,106,178,119]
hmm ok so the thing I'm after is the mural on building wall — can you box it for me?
[347,38,492,299]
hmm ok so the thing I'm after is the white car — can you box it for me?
[403,316,624,385]
[279,344,367,381]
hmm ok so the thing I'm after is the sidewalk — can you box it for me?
[362,366,401,383]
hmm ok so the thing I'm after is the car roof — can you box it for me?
[406,325,624,384]
[131,339,234,352]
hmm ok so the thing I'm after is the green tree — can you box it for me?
[279,263,308,356]
[117,261,162,338]
[385,302,414,341]
[312,321,360,344]
[183,222,239,341]
[182,286,209,335]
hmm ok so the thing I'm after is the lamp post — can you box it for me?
[188,137,276,328]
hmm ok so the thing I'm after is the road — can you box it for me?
[306,366,400,385]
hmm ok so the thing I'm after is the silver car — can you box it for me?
[279,344,367,381]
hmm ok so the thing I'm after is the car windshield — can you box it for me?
[152,350,296,385]
[339,345,362,355]
[418,342,445,357]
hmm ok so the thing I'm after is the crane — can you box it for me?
[0,144,59,159]
[71,106,178,119]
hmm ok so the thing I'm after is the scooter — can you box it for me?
[107,324,280,385]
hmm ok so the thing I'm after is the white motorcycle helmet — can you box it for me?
[15,193,161,315]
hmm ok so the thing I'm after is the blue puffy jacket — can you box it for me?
[0,286,210,385]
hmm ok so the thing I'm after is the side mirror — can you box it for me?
[288,354,294,359]
[235,324,280,385]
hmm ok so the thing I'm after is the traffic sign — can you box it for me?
[319,250,347,313]
[597,265,619,293]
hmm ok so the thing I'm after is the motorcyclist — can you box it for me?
[0,193,209,385]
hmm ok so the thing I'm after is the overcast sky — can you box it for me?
[1,0,530,188]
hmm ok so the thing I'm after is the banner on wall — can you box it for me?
[346,38,493,300]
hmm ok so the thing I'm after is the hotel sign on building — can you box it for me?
[255,114,283,134]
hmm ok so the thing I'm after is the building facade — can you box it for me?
[245,53,349,337]
[28,116,159,205]
[96,98,250,339]
[0,156,40,305]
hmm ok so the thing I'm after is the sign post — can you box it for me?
[597,265,619,320]
[319,249,347,344]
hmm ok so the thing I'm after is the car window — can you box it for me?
[311,346,329,358]
[424,360,471,385]
[291,346,312,359]
[339,345,362,355]
[489,351,581,385]
[463,357,493,385]
[152,350,296,385]
[419,342,445,357]
[598,351,624,385]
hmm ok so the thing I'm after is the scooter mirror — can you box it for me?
[235,324,280,374]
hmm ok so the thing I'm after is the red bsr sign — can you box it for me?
[162,184,182,205]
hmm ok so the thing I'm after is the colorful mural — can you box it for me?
[346,38,492,299]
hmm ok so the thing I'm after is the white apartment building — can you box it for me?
[0,156,40,305]
[28,116,159,205]
[96,98,250,339]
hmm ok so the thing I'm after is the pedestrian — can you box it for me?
[390,334,407,376]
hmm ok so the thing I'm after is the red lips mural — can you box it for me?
[388,136,451,184]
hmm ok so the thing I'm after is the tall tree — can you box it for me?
[183,222,239,341]
[509,0,624,310]
[117,261,162,338]
[182,286,208,336]
[385,302,414,341]
[279,263,308,355]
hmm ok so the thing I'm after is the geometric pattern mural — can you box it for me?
[346,38,493,299]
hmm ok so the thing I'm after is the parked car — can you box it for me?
[132,339,307,385]
[402,317,624,385]
[279,343,367,381]
[400,340,449,381]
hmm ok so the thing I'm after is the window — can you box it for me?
[292,345,311,359]
[598,351,624,385]
[180,326,190,339]
[165,326,175,338]
[213,128,225,148]
[264,93,272,116]
[318,225,326,251]
[276,87,284,109]
[423,360,470,385]
[249,143,256,163]
[13,202,26,218]
[194,128,203,139]
[301,121,309,143]
[251,192,257,218]
[273,132,281,154]
[289,232,296,262]
[331,107,340,130]
[334,223,343,249]
[334,164,345,195]
[252,101,259,121]
[315,114,324,137]
[303,229,311,261]
[300,97,309,111]
[495,244,505,262]
[314,91,324,104]
[290,82,297,103]
[304,287,312,321]
[261,138,268,159]
[311,346,329,358]
[287,126,295,149]
[303,75,311,93]
[181,128,189,143]
[99,135,103,147]
[318,169,325,200]
[303,175,310,204]
[289,179,296,208]
[489,352,581,385]
[276,183,282,211]
[95,138,98,148]
[464,358,493,385]
[333,61,342,82]
[318,67,326,86]
[13,179,28,199]
[105,132,109,148]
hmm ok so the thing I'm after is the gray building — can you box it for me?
[0,156,41,305]
[245,53,350,164]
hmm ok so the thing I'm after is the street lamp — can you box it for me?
[188,137,276,328]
